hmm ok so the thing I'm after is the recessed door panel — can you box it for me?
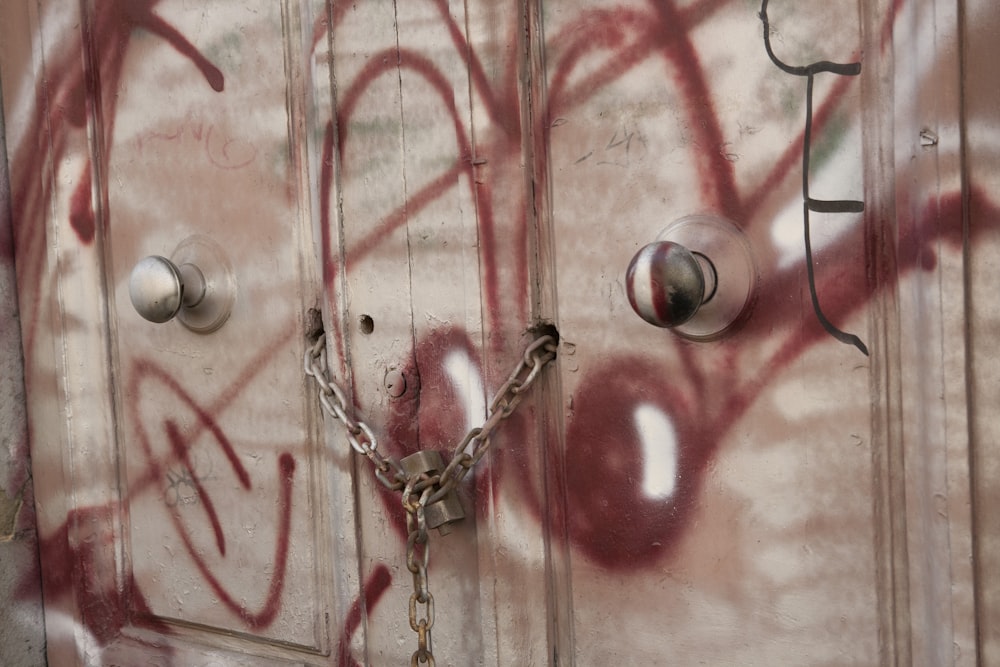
[109,3,323,649]
[1,0,358,663]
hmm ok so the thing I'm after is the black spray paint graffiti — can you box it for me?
[760,0,869,356]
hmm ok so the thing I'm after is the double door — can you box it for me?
[1,0,993,664]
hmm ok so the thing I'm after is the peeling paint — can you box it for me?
[0,483,22,542]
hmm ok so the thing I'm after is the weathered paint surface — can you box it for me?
[0,0,997,664]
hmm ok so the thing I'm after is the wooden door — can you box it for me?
[1,0,991,665]
[538,0,978,663]
[1,1,360,664]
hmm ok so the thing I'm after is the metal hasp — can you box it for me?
[400,450,466,535]
[625,214,758,340]
[128,235,236,333]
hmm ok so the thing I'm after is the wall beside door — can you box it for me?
[964,0,1000,660]
[0,83,46,667]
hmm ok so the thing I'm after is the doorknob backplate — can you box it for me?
[129,235,236,333]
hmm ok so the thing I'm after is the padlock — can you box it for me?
[400,450,466,535]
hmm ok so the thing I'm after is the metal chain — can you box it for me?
[305,332,558,664]
[404,485,433,666]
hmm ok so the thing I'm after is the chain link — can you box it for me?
[305,332,557,664]
[405,484,434,665]
[428,334,557,506]
[305,339,408,489]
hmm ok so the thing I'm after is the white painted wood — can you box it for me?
[1,0,992,664]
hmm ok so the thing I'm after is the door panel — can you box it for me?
[542,0,880,662]
[110,1,327,650]
[327,1,559,662]
[1,0,358,663]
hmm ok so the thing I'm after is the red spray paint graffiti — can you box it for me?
[319,0,940,574]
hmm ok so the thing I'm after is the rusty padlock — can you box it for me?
[400,450,466,535]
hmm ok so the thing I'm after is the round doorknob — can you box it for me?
[624,215,757,340]
[129,256,207,323]
[625,242,717,327]
[127,236,236,333]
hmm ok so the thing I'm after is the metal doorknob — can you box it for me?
[129,256,207,323]
[625,241,717,328]
[624,215,757,340]
[127,236,236,333]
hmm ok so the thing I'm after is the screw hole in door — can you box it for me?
[359,314,375,335]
